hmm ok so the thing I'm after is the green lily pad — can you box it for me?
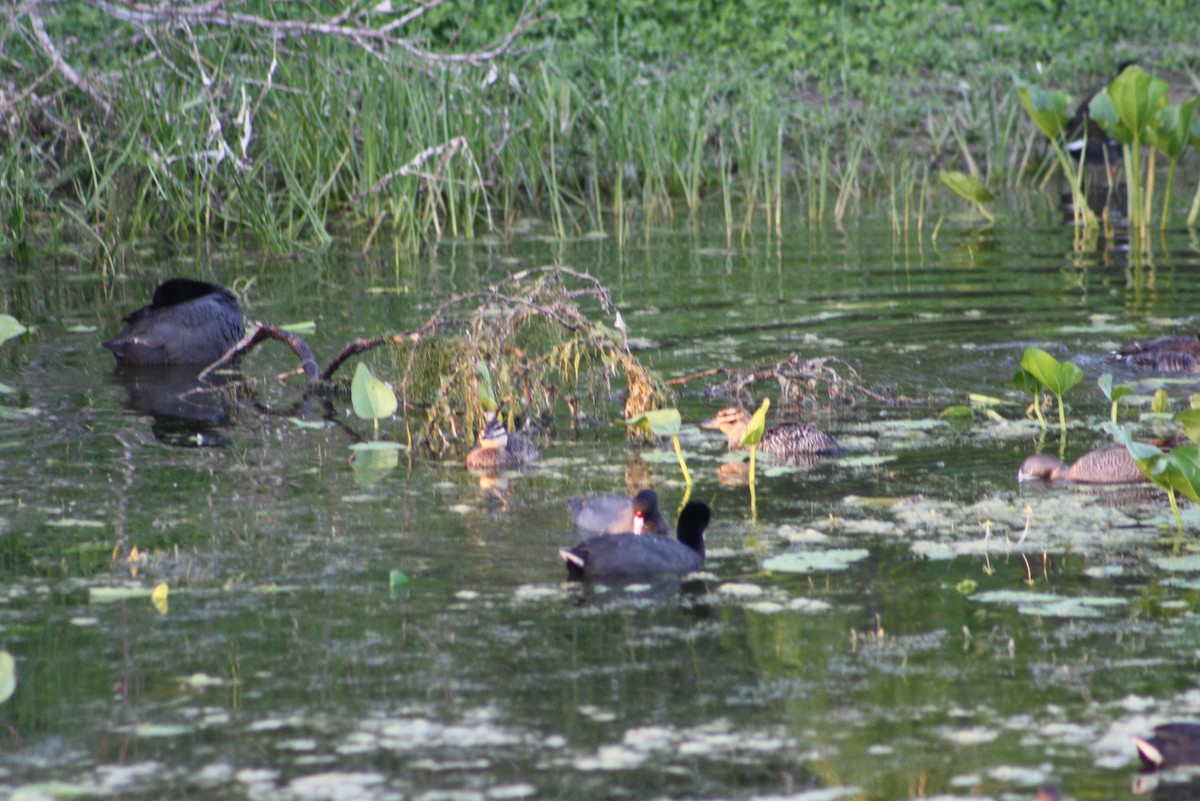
[762,548,870,573]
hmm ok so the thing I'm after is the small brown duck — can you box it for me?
[700,406,840,457]
[1017,446,1146,485]
[1117,336,1200,372]
[1135,722,1200,771]
[465,417,540,470]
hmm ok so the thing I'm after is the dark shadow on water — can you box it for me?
[111,364,242,447]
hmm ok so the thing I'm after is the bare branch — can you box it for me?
[26,3,113,113]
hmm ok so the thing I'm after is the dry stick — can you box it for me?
[200,321,321,386]
[667,355,890,403]
[83,0,550,65]
[26,4,113,114]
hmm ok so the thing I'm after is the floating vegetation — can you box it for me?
[972,589,1128,618]
[762,548,871,574]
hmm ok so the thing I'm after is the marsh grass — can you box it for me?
[6,2,1200,259]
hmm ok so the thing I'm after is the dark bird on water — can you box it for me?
[103,278,244,366]
[559,501,712,579]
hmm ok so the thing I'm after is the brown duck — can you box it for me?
[466,417,540,470]
[1017,446,1145,485]
[700,406,840,457]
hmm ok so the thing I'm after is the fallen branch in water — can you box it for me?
[201,321,320,386]
[669,352,889,404]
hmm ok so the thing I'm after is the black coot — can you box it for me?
[1135,722,1200,771]
[103,279,244,366]
[567,489,669,536]
[559,501,711,579]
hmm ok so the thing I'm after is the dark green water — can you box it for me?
[4,212,1200,801]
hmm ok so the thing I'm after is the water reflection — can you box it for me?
[110,364,241,447]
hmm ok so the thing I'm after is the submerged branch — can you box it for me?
[200,321,320,386]
[668,352,888,404]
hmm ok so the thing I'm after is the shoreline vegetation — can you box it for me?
[2,0,1199,261]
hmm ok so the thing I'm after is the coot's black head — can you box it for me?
[150,279,234,310]
[675,501,711,555]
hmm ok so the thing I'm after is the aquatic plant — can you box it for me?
[1108,422,1200,534]
[1014,78,1096,229]
[1014,347,1082,443]
[0,315,26,348]
[1087,65,1170,231]
[351,363,398,436]
[938,170,995,224]
[1097,373,1133,424]
[624,409,693,490]
[742,398,770,519]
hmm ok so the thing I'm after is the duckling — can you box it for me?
[567,489,669,536]
[559,501,711,579]
[700,406,840,457]
[1017,446,1145,485]
[465,416,540,470]
[103,278,245,366]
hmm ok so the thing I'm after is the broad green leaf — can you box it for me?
[0,314,27,347]
[475,361,497,412]
[1088,89,1126,142]
[624,408,681,436]
[0,650,14,704]
[1019,347,1082,395]
[938,170,993,204]
[1015,79,1070,140]
[1147,98,1200,160]
[1165,446,1200,504]
[741,398,771,447]
[1108,65,1169,140]
[351,363,397,422]
[1006,368,1041,394]
[1097,372,1133,403]
[1176,409,1200,444]
[1152,389,1171,414]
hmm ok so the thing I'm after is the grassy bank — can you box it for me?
[2,0,1199,261]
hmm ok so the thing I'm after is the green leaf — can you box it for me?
[351,363,397,423]
[940,405,974,421]
[624,408,681,436]
[1176,409,1200,444]
[1006,368,1041,394]
[0,314,27,347]
[1019,347,1082,396]
[475,360,498,412]
[0,650,15,704]
[1108,65,1169,141]
[741,398,771,447]
[1165,446,1200,505]
[1015,79,1070,140]
[389,570,411,598]
[1152,388,1171,414]
[1147,98,1200,160]
[938,170,993,204]
[955,578,977,595]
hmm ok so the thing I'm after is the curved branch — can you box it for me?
[199,321,321,386]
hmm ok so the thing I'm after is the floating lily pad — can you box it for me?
[973,589,1128,618]
[1153,555,1200,572]
[762,549,870,573]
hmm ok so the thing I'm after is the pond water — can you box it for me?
[4,207,1200,801]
